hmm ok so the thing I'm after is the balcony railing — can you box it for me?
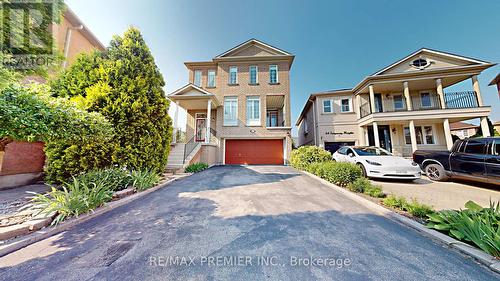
[359,102,371,118]
[444,91,479,109]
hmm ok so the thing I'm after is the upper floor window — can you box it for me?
[246,96,260,126]
[393,95,404,110]
[207,70,216,87]
[229,66,238,85]
[224,97,238,126]
[323,100,332,113]
[269,65,278,84]
[340,98,351,112]
[249,65,258,84]
[194,70,202,87]
[420,92,431,107]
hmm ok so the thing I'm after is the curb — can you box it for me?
[0,175,188,258]
[301,170,500,274]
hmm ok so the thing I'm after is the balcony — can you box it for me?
[359,91,480,118]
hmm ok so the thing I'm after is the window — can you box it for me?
[421,92,431,107]
[340,98,351,112]
[207,70,216,87]
[412,58,428,68]
[323,100,332,113]
[229,66,238,84]
[404,125,435,145]
[393,95,404,110]
[223,97,238,126]
[194,70,202,87]
[267,111,278,128]
[464,140,485,154]
[303,118,308,134]
[269,65,278,84]
[246,96,260,126]
[249,65,258,84]
[337,147,348,155]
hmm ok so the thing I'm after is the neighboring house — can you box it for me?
[0,7,105,189]
[167,39,294,167]
[494,121,500,134]
[450,122,479,139]
[297,48,494,157]
[489,73,500,99]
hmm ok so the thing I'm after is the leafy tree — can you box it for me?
[471,117,498,137]
[50,27,172,175]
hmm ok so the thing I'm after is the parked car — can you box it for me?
[413,137,500,185]
[332,146,421,180]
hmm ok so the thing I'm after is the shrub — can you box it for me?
[290,146,331,170]
[185,163,209,173]
[427,200,499,257]
[31,178,113,225]
[74,167,132,192]
[347,177,371,193]
[322,162,362,187]
[405,199,434,218]
[383,195,407,209]
[48,27,172,182]
[364,185,385,198]
[130,169,160,191]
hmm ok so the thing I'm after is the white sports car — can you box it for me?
[332,146,421,180]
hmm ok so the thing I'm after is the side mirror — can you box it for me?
[348,153,355,158]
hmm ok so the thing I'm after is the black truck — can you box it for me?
[413,137,500,185]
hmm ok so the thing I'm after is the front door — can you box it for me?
[367,125,392,152]
[195,114,207,142]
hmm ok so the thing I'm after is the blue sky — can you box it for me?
[67,0,500,135]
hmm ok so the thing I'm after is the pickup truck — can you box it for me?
[413,137,500,185]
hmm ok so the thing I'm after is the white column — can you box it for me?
[205,100,211,144]
[355,95,361,119]
[443,118,454,150]
[358,126,365,146]
[436,78,446,109]
[373,122,380,147]
[173,101,179,143]
[369,85,376,113]
[472,75,484,106]
[409,120,418,152]
[480,116,491,137]
[403,81,412,110]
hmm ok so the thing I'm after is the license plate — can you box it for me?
[395,170,407,174]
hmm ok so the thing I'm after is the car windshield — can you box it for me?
[352,147,392,156]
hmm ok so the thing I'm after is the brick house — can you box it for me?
[0,7,105,189]
[167,39,294,167]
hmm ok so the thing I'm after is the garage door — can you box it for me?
[225,139,283,165]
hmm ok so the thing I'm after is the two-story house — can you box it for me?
[167,39,294,167]
[297,48,494,157]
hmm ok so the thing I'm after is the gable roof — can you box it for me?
[372,48,491,76]
[450,122,479,130]
[168,84,215,97]
[214,38,293,58]
[489,73,500,86]
[295,89,353,125]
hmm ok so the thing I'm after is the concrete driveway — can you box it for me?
[372,177,500,210]
[0,166,497,280]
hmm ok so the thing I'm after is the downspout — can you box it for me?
[62,24,84,68]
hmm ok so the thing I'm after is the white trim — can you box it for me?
[223,96,238,126]
[215,39,292,58]
[269,64,278,84]
[229,66,238,84]
[283,137,287,165]
[168,84,214,96]
[222,138,226,165]
[340,98,352,113]
[246,96,261,126]
[418,90,436,108]
[322,99,333,114]
[403,124,437,145]
[249,65,258,84]
[207,69,216,87]
[194,70,202,87]
[372,48,490,76]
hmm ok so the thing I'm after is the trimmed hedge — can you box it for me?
[185,163,209,173]
[290,146,331,170]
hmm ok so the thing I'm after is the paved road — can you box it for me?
[373,176,500,210]
[0,166,497,280]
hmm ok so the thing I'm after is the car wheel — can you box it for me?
[425,164,448,181]
[357,163,367,178]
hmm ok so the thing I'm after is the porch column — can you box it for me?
[173,101,179,143]
[369,84,376,113]
[373,122,380,147]
[472,75,484,106]
[206,100,211,144]
[355,95,361,119]
[409,120,418,153]
[403,81,412,110]
[436,78,446,109]
[358,126,365,146]
[443,118,454,150]
[480,116,491,137]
